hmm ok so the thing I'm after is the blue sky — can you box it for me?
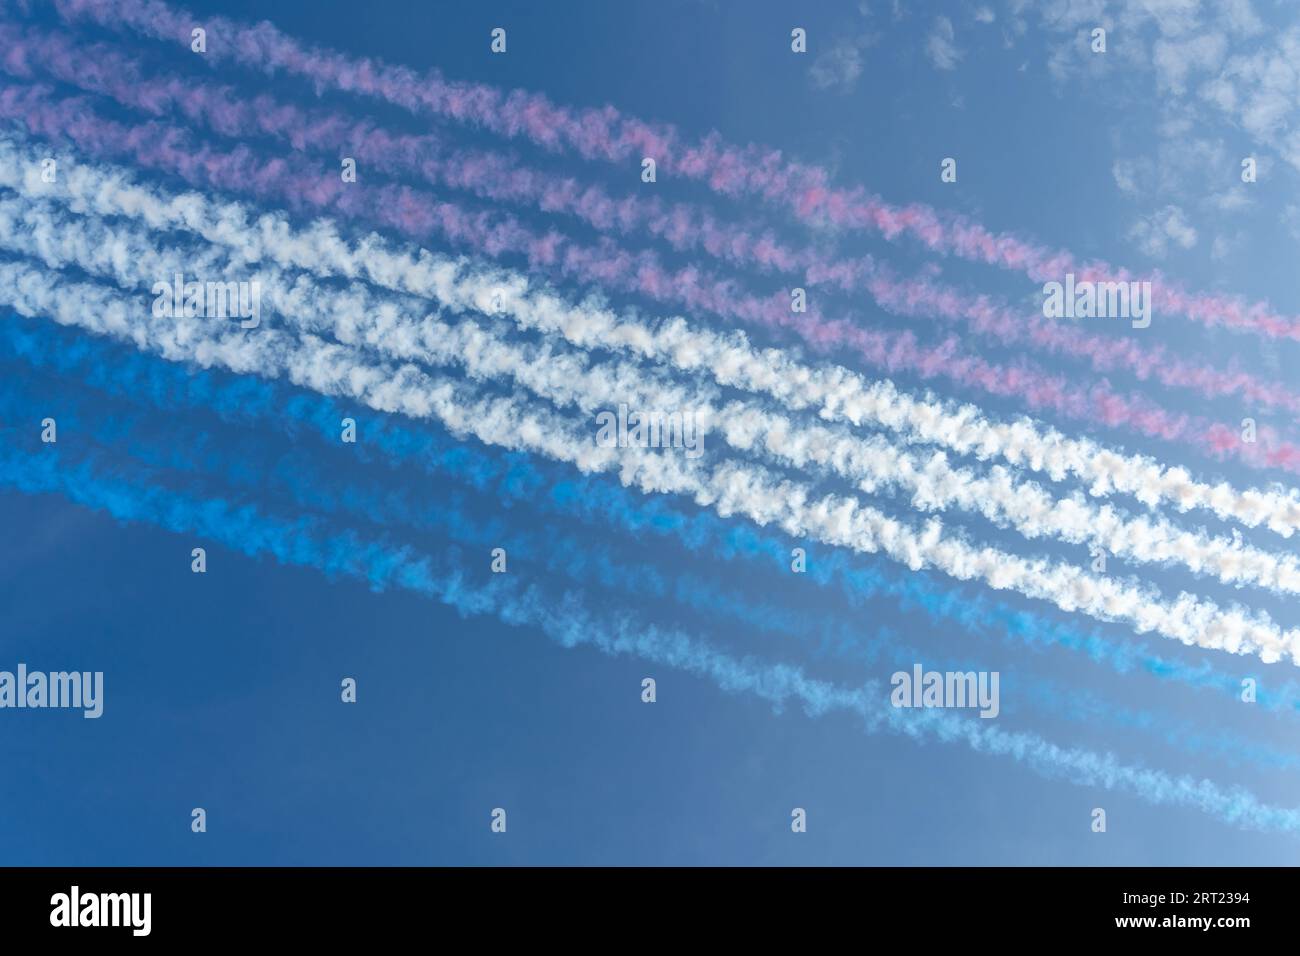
[1,0,1299,865]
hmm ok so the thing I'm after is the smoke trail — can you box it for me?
[1016,674,1300,772]
[0,20,815,279]
[34,358,1293,770]
[6,83,1289,477]
[10,18,1298,430]
[43,0,1300,344]
[0,361,867,658]
[863,263,1300,422]
[0,435,877,722]
[7,311,1292,715]
[8,190,1300,602]
[5,133,1295,540]
[1,256,1297,667]
[52,345,1288,777]
[2,426,1297,831]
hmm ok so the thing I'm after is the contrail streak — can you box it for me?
[43,0,1300,343]
[1,432,1296,831]
[9,18,1297,429]
[6,83,1292,475]
[8,311,1292,713]
[0,255,1296,665]
[3,133,1297,540]
[7,189,1300,600]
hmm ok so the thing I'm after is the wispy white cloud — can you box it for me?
[1153,32,1228,95]
[1210,230,1246,260]
[1128,204,1198,257]
[1014,1,1300,173]
[1111,157,1147,195]
[810,37,868,91]
[809,6,878,92]
[1205,186,1253,213]
[926,16,963,69]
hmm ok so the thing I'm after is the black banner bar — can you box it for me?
[0,866,1280,942]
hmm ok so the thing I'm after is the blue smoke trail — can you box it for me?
[3,322,1295,772]
[0,361,874,660]
[2,311,1286,716]
[0,433,1295,832]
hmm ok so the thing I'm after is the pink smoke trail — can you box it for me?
[0,21,820,277]
[5,81,1300,477]
[863,266,1300,419]
[47,0,1300,343]
[7,22,1300,426]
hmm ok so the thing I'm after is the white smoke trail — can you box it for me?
[2,134,1295,541]
[4,187,1300,603]
[0,248,1297,666]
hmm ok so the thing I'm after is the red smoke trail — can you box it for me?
[47,0,1300,343]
